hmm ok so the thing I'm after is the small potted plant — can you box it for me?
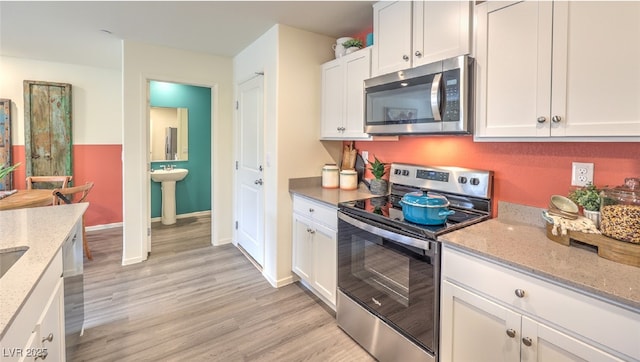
[0,162,20,190]
[568,182,601,227]
[368,156,388,195]
[342,38,363,54]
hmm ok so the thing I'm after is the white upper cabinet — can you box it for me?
[475,1,640,139]
[321,47,372,140]
[372,1,472,76]
[412,1,472,67]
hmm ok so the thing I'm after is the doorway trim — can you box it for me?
[135,72,218,260]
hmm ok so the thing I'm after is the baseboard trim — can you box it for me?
[86,222,123,232]
[151,210,211,223]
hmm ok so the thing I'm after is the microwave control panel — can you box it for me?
[442,69,460,122]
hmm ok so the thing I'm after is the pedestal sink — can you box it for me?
[151,168,189,225]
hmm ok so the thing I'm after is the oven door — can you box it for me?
[337,210,440,354]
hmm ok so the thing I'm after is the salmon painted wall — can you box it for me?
[11,145,123,227]
[355,137,640,214]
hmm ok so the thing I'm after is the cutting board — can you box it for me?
[545,223,640,267]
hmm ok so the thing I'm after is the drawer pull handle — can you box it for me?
[522,337,533,347]
[506,329,516,338]
[515,289,525,298]
[42,333,54,343]
[309,208,314,213]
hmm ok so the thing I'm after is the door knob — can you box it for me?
[254,179,263,185]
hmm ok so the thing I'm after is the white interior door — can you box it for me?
[235,75,264,267]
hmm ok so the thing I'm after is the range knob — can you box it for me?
[470,178,480,186]
[401,170,410,176]
[458,176,468,184]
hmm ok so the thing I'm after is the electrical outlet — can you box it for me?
[571,162,594,186]
[361,151,369,163]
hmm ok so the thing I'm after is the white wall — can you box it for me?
[122,40,234,265]
[233,24,337,286]
[0,56,121,145]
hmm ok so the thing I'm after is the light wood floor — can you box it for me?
[70,216,374,361]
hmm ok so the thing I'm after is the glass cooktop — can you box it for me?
[338,195,489,240]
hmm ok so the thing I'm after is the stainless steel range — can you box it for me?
[337,163,493,362]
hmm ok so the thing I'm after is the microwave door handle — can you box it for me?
[430,73,442,121]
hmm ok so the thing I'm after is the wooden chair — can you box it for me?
[52,182,95,260]
[27,175,73,190]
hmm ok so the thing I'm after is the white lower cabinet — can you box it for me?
[1,250,65,362]
[440,246,639,362]
[292,195,337,309]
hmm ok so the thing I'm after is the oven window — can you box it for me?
[338,217,438,353]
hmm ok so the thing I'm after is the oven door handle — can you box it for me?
[338,211,433,253]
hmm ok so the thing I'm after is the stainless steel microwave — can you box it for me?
[364,55,473,135]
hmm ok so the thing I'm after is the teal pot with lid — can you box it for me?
[400,191,455,225]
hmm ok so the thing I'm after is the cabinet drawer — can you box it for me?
[442,246,640,360]
[292,195,337,230]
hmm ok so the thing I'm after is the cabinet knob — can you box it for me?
[551,115,562,123]
[506,329,516,338]
[514,289,525,298]
[309,208,314,213]
[536,116,546,124]
[306,228,315,234]
[522,337,533,347]
[402,54,409,61]
[415,50,422,57]
[42,332,54,343]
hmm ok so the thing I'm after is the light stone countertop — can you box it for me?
[289,177,376,207]
[0,203,88,339]
[440,202,640,312]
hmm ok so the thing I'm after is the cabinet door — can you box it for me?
[372,1,413,76]
[342,48,371,140]
[521,316,624,362]
[440,280,521,362]
[37,278,65,362]
[320,59,344,139]
[292,214,314,281]
[551,2,640,137]
[412,1,471,66]
[475,1,553,138]
[311,222,337,306]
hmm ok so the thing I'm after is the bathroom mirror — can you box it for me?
[150,107,188,161]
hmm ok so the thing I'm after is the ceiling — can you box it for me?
[0,1,374,69]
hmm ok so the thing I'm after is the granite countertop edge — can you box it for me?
[0,203,88,339]
[440,202,640,312]
[289,176,376,207]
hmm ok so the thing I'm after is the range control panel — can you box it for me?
[390,163,493,199]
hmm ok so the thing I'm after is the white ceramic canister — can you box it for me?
[332,37,353,58]
[340,169,358,190]
[322,164,339,189]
